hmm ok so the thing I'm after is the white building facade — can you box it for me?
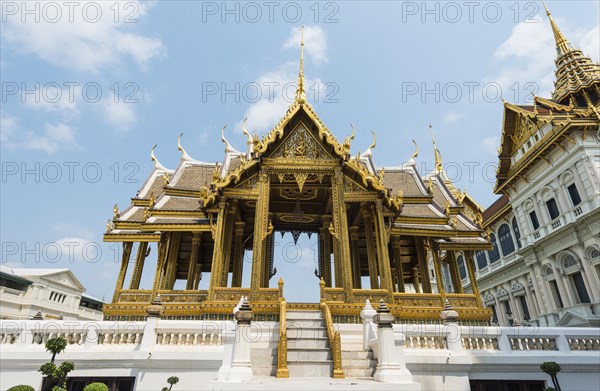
[462,6,600,327]
[0,266,104,321]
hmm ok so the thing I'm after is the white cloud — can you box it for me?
[237,27,328,133]
[102,99,137,132]
[2,1,164,73]
[490,15,599,102]
[482,136,500,156]
[26,123,76,154]
[1,115,19,142]
[579,25,600,61]
[23,84,80,118]
[442,111,464,124]
[284,26,328,65]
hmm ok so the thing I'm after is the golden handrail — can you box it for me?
[276,279,289,378]
[321,302,345,378]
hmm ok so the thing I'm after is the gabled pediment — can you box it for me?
[265,120,337,162]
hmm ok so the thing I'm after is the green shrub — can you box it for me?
[7,386,35,391]
[83,382,109,391]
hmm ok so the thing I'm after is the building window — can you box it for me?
[567,183,582,206]
[512,218,521,248]
[571,272,591,304]
[489,304,498,323]
[529,211,540,230]
[546,198,560,220]
[590,248,600,259]
[488,233,501,263]
[518,295,531,321]
[549,280,564,308]
[498,224,515,255]
[475,251,488,270]
[457,255,467,280]
[563,254,578,269]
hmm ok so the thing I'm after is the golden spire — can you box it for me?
[430,124,443,173]
[541,1,600,103]
[542,1,574,57]
[294,26,306,104]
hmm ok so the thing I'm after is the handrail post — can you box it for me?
[321,302,345,378]
[276,297,289,378]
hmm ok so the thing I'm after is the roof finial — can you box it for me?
[150,144,168,171]
[542,1,574,57]
[178,133,193,161]
[294,26,306,104]
[430,124,443,173]
[409,139,418,163]
[221,125,240,154]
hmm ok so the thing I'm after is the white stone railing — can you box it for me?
[155,320,226,346]
[395,325,448,350]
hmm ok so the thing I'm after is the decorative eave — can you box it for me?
[482,203,511,229]
[103,232,161,242]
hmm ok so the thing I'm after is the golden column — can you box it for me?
[262,233,274,288]
[251,171,270,294]
[151,234,169,296]
[208,200,228,299]
[129,242,148,290]
[447,251,464,294]
[231,222,246,287]
[320,216,332,287]
[186,232,202,290]
[373,200,394,301]
[220,200,238,287]
[415,238,432,293]
[331,170,353,302]
[465,250,483,307]
[332,235,342,288]
[112,242,133,303]
[361,205,379,289]
[349,226,362,289]
[162,232,181,289]
[392,236,405,293]
[431,243,446,303]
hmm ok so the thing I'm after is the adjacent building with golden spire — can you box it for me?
[468,2,600,327]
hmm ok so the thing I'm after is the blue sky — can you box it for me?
[1,1,598,302]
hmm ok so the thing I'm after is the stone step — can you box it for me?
[287,337,329,349]
[287,326,328,339]
[252,366,277,377]
[287,361,334,377]
[341,350,373,360]
[344,367,376,378]
[287,347,332,361]
[285,310,323,320]
[286,319,325,328]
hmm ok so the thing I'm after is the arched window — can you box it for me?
[512,217,522,248]
[563,254,577,269]
[488,233,501,263]
[498,224,515,255]
[590,248,600,259]
[457,255,467,280]
[475,251,488,270]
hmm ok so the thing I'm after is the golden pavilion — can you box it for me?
[103,29,493,324]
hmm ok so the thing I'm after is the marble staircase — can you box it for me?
[251,309,376,378]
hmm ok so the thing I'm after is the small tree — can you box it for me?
[83,382,109,391]
[39,337,75,391]
[7,386,35,391]
[540,361,562,391]
[161,376,179,391]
